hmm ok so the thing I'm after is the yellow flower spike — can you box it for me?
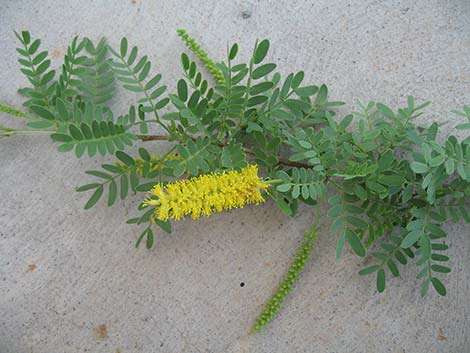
[143,165,269,221]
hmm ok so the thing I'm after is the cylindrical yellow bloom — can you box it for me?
[143,165,269,221]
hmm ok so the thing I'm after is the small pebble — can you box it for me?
[241,10,252,19]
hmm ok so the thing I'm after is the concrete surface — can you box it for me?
[1,0,470,352]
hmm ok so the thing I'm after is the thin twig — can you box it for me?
[137,134,312,169]
[137,134,171,141]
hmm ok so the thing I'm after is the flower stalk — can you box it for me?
[250,198,323,334]
[0,103,37,121]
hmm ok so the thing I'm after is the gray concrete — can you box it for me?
[1,0,469,352]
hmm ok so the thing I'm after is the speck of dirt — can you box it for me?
[27,264,37,272]
[438,328,447,341]
[96,324,108,338]
[51,49,61,59]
